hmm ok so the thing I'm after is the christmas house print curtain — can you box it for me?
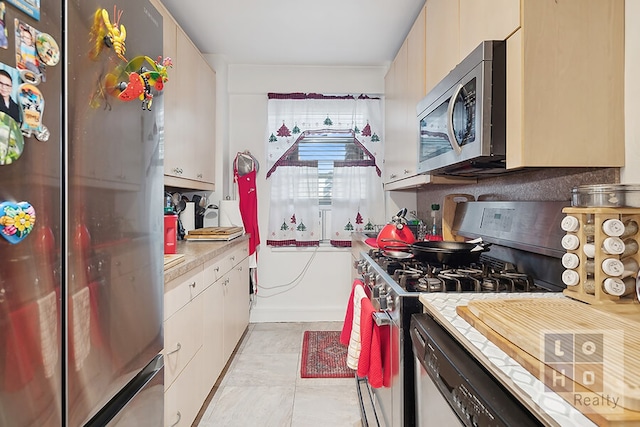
[265,93,384,247]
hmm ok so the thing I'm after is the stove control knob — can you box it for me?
[379,294,388,310]
[385,294,394,311]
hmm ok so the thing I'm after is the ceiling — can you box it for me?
[160,0,426,67]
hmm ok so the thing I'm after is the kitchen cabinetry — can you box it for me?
[424,0,459,94]
[383,7,470,191]
[151,0,216,191]
[505,0,624,169]
[458,0,519,60]
[164,240,249,426]
[383,7,426,188]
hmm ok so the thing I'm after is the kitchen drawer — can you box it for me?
[202,242,249,284]
[164,348,204,427]
[164,291,204,390]
[164,264,204,321]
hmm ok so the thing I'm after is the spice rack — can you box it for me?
[561,207,640,304]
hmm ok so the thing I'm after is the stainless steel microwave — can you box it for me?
[416,40,506,177]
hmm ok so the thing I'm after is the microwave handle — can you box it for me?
[446,83,464,155]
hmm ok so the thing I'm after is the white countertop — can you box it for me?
[418,292,596,427]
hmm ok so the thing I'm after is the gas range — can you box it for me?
[354,201,569,427]
[366,248,549,294]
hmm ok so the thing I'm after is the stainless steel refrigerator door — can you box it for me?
[0,1,63,425]
[66,1,164,425]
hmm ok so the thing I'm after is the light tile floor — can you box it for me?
[197,322,362,427]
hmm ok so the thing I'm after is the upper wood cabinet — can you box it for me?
[150,0,216,191]
[458,0,520,59]
[505,0,624,169]
[383,7,425,187]
[424,0,459,94]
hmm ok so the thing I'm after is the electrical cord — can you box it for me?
[256,247,318,298]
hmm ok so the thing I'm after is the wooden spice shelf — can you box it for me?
[562,207,640,305]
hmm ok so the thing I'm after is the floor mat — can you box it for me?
[300,330,354,379]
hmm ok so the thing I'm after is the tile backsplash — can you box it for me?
[417,167,619,219]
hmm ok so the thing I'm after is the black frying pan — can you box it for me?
[410,241,491,266]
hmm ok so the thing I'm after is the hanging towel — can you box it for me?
[340,279,364,345]
[357,297,384,388]
[346,284,367,370]
[71,287,91,371]
[37,291,58,379]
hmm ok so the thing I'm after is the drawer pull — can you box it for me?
[166,343,181,355]
[230,256,235,262]
[169,411,181,427]
[215,266,220,272]
[189,281,196,288]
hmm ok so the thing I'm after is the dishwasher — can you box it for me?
[409,313,544,427]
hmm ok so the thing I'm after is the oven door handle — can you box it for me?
[373,311,392,327]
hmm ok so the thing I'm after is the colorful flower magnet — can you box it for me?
[0,201,35,244]
[0,112,25,165]
[36,32,60,66]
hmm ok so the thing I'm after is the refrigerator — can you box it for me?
[0,0,165,425]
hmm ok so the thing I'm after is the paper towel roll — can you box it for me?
[181,202,195,234]
[218,199,244,230]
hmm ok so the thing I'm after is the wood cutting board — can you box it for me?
[163,253,185,270]
[187,226,243,236]
[458,298,640,425]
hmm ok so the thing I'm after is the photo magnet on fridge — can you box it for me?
[5,0,40,21]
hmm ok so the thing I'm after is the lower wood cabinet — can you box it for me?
[163,242,250,426]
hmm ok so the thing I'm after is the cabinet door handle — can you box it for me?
[230,256,235,262]
[189,281,196,288]
[166,342,181,355]
[214,266,220,272]
[169,411,181,427]
[389,173,397,179]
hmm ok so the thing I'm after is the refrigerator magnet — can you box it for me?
[35,32,59,66]
[90,7,127,62]
[14,20,46,82]
[17,82,47,140]
[0,2,8,50]
[0,111,24,164]
[0,201,35,244]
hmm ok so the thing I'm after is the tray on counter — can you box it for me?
[186,226,244,241]
[458,298,640,426]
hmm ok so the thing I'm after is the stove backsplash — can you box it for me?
[417,167,618,219]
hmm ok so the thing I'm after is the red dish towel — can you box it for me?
[357,297,384,388]
[340,279,364,346]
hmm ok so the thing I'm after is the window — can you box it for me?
[265,93,385,247]
[284,130,369,206]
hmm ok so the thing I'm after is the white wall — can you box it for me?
[212,62,386,322]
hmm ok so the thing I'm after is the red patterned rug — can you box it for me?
[300,330,354,378]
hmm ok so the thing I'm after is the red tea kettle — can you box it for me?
[376,208,416,251]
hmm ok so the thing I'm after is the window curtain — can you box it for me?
[330,163,384,247]
[266,164,321,247]
[265,93,384,247]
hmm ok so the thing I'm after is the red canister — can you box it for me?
[164,214,178,254]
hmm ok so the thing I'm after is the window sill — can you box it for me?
[269,242,350,253]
